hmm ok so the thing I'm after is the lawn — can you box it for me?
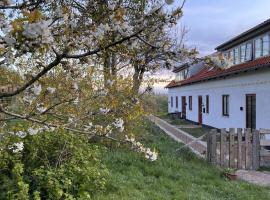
[181,127,210,139]
[95,120,270,200]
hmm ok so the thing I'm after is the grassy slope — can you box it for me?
[96,121,270,200]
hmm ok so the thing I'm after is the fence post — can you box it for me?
[207,129,217,165]
[237,128,243,169]
[245,128,252,169]
[220,129,226,167]
[210,129,217,165]
[252,130,260,170]
[207,131,211,163]
[229,128,236,168]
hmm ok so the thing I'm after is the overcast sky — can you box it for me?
[175,0,270,56]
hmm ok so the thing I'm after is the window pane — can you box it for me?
[234,48,240,64]
[245,43,252,61]
[229,51,233,60]
[255,38,262,58]
[262,35,269,56]
[240,45,245,62]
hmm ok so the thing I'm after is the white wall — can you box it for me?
[167,68,270,130]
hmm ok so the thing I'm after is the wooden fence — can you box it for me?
[207,128,270,170]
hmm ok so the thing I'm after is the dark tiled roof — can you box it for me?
[165,56,270,88]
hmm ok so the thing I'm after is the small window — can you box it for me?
[240,45,245,63]
[255,38,262,58]
[222,95,229,116]
[262,35,269,56]
[189,96,192,111]
[233,48,240,64]
[176,96,178,108]
[206,95,209,114]
[245,43,252,61]
[171,96,173,108]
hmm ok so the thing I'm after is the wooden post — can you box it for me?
[252,130,260,170]
[220,129,226,167]
[229,128,235,168]
[245,128,252,169]
[207,131,211,163]
[210,129,217,165]
[207,129,217,165]
[237,128,242,169]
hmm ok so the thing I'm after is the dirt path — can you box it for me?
[149,115,270,187]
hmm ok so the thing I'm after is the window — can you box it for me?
[229,51,233,60]
[245,43,252,61]
[262,35,270,56]
[189,96,192,111]
[222,95,229,116]
[233,48,240,64]
[255,38,262,58]
[171,96,173,107]
[240,45,246,63]
[206,95,209,114]
[176,96,178,108]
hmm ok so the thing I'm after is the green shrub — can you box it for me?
[0,129,108,199]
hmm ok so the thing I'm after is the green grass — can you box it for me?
[181,127,210,139]
[95,121,270,200]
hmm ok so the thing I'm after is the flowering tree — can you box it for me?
[0,0,196,162]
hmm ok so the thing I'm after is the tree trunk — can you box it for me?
[132,62,145,94]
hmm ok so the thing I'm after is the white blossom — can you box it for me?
[12,142,24,153]
[73,82,79,90]
[22,20,53,44]
[47,87,56,94]
[99,108,110,114]
[33,84,42,96]
[73,97,79,105]
[125,135,158,161]
[108,1,117,10]
[16,131,27,138]
[36,104,47,113]
[84,122,93,131]
[113,118,124,132]
[23,95,36,105]
[28,128,39,136]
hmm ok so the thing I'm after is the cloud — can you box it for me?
[173,0,270,56]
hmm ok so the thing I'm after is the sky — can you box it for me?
[175,0,270,56]
[155,0,270,94]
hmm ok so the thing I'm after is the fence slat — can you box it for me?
[252,130,260,170]
[229,128,235,168]
[237,128,242,169]
[210,129,217,165]
[220,129,226,167]
[245,128,252,169]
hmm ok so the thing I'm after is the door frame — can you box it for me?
[198,96,203,125]
[246,94,256,130]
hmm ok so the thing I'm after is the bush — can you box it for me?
[0,129,108,200]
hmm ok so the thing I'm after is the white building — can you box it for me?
[166,19,270,130]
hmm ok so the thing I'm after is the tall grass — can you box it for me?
[95,120,270,200]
